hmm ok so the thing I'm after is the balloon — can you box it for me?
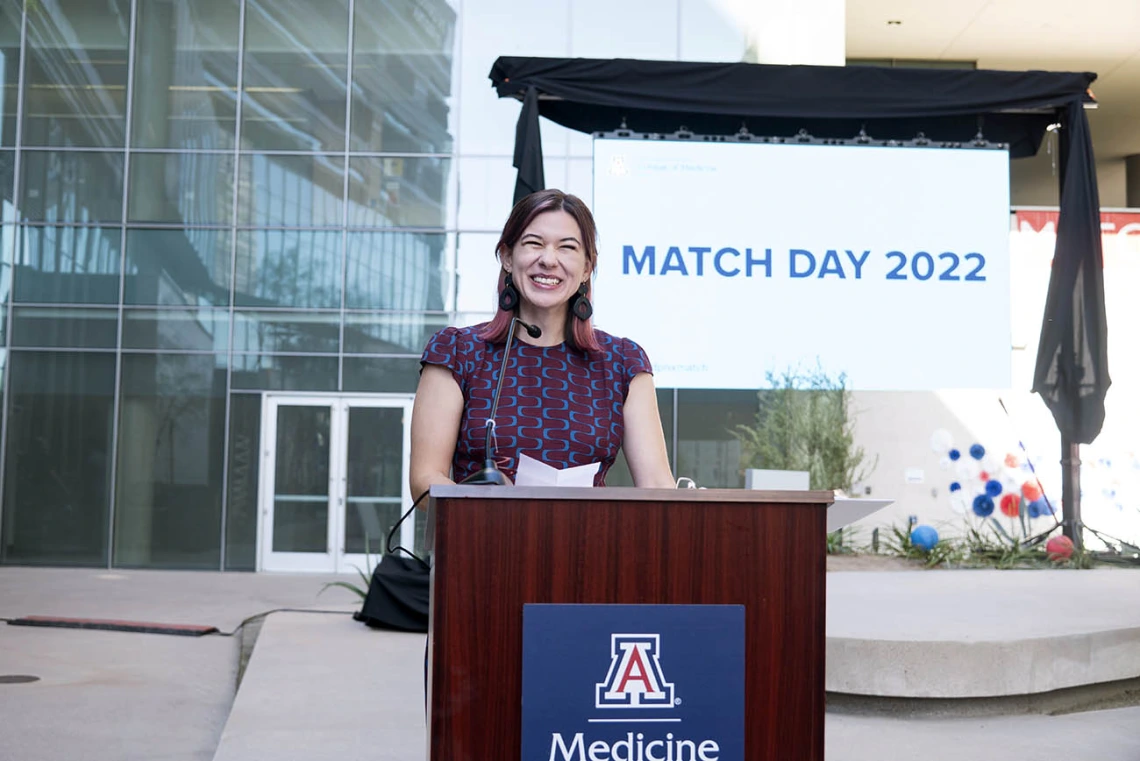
[956,459,981,480]
[911,525,939,552]
[949,493,970,515]
[930,429,954,454]
[1027,499,1048,518]
[972,495,995,517]
[969,443,986,460]
[1004,453,1020,468]
[984,479,1003,497]
[1046,535,1074,562]
[949,448,961,461]
[999,493,1020,517]
[949,481,962,492]
[1021,481,1043,502]
[939,456,952,470]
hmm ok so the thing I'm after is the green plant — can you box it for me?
[731,365,875,492]
[319,536,377,600]
[881,523,964,567]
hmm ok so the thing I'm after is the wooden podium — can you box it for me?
[426,485,832,761]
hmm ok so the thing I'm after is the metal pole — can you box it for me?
[1060,436,1082,549]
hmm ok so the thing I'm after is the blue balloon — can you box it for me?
[949,449,961,461]
[949,481,962,492]
[911,525,939,552]
[984,479,1003,497]
[969,443,986,460]
[972,494,995,517]
[1027,500,1043,519]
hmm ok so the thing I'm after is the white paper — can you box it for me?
[514,453,600,487]
[827,499,893,533]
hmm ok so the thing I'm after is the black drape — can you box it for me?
[488,56,1109,448]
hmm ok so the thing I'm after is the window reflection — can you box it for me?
[230,352,339,391]
[15,226,122,304]
[675,389,759,488]
[122,308,229,352]
[342,355,420,393]
[114,353,227,568]
[237,153,344,227]
[234,228,342,308]
[343,311,448,355]
[347,156,449,229]
[23,0,131,148]
[20,151,124,224]
[232,310,341,354]
[132,0,241,150]
[129,153,235,226]
[0,1,19,147]
[225,393,261,570]
[12,306,118,348]
[241,0,349,152]
[350,0,456,154]
[344,231,447,310]
[3,350,115,565]
[124,228,231,307]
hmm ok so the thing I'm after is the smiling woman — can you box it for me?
[408,189,675,497]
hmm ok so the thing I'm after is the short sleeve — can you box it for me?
[420,327,464,387]
[620,337,653,385]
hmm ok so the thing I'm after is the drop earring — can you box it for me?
[569,282,593,321]
[499,271,520,311]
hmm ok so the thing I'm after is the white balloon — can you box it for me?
[956,458,981,481]
[949,492,970,515]
[939,456,952,470]
[930,429,954,454]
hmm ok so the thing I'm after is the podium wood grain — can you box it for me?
[427,486,830,761]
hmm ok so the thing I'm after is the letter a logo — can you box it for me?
[595,634,675,708]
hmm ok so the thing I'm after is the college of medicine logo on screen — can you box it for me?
[595,634,676,709]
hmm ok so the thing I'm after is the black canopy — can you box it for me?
[490,56,1110,450]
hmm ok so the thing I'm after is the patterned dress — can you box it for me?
[419,324,653,486]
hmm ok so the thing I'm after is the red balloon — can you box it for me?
[1021,481,1043,502]
[1004,453,1020,468]
[979,471,990,481]
[1046,535,1074,562]
[999,493,1020,517]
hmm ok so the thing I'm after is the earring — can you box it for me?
[569,282,593,321]
[499,272,520,311]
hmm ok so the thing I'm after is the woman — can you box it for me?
[409,189,675,497]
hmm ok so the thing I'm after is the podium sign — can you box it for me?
[522,604,745,761]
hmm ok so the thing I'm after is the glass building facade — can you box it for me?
[0,0,779,570]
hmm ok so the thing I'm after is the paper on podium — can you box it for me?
[515,453,600,487]
[828,498,892,533]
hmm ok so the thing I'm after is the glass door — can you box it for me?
[258,394,414,573]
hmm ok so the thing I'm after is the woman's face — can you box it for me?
[501,209,592,315]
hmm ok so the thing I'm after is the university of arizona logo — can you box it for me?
[595,634,676,708]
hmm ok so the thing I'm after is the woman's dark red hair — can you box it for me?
[477,189,602,353]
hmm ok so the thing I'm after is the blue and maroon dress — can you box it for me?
[419,324,652,486]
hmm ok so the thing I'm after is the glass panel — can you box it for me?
[114,353,227,568]
[230,353,338,391]
[676,389,759,488]
[0,223,12,342]
[343,311,448,355]
[122,308,229,351]
[342,356,419,393]
[11,306,118,348]
[124,228,231,306]
[349,0,456,154]
[0,1,20,146]
[14,226,122,304]
[234,229,342,308]
[236,153,343,227]
[2,351,115,565]
[272,404,331,553]
[344,231,446,310]
[23,0,130,148]
[345,405,403,554]
[20,151,125,223]
[347,156,449,229]
[232,310,340,354]
[128,152,235,225]
[241,0,349,152]
[131,0,241,150]
[1,150,13,215]
[225,393,261,570]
